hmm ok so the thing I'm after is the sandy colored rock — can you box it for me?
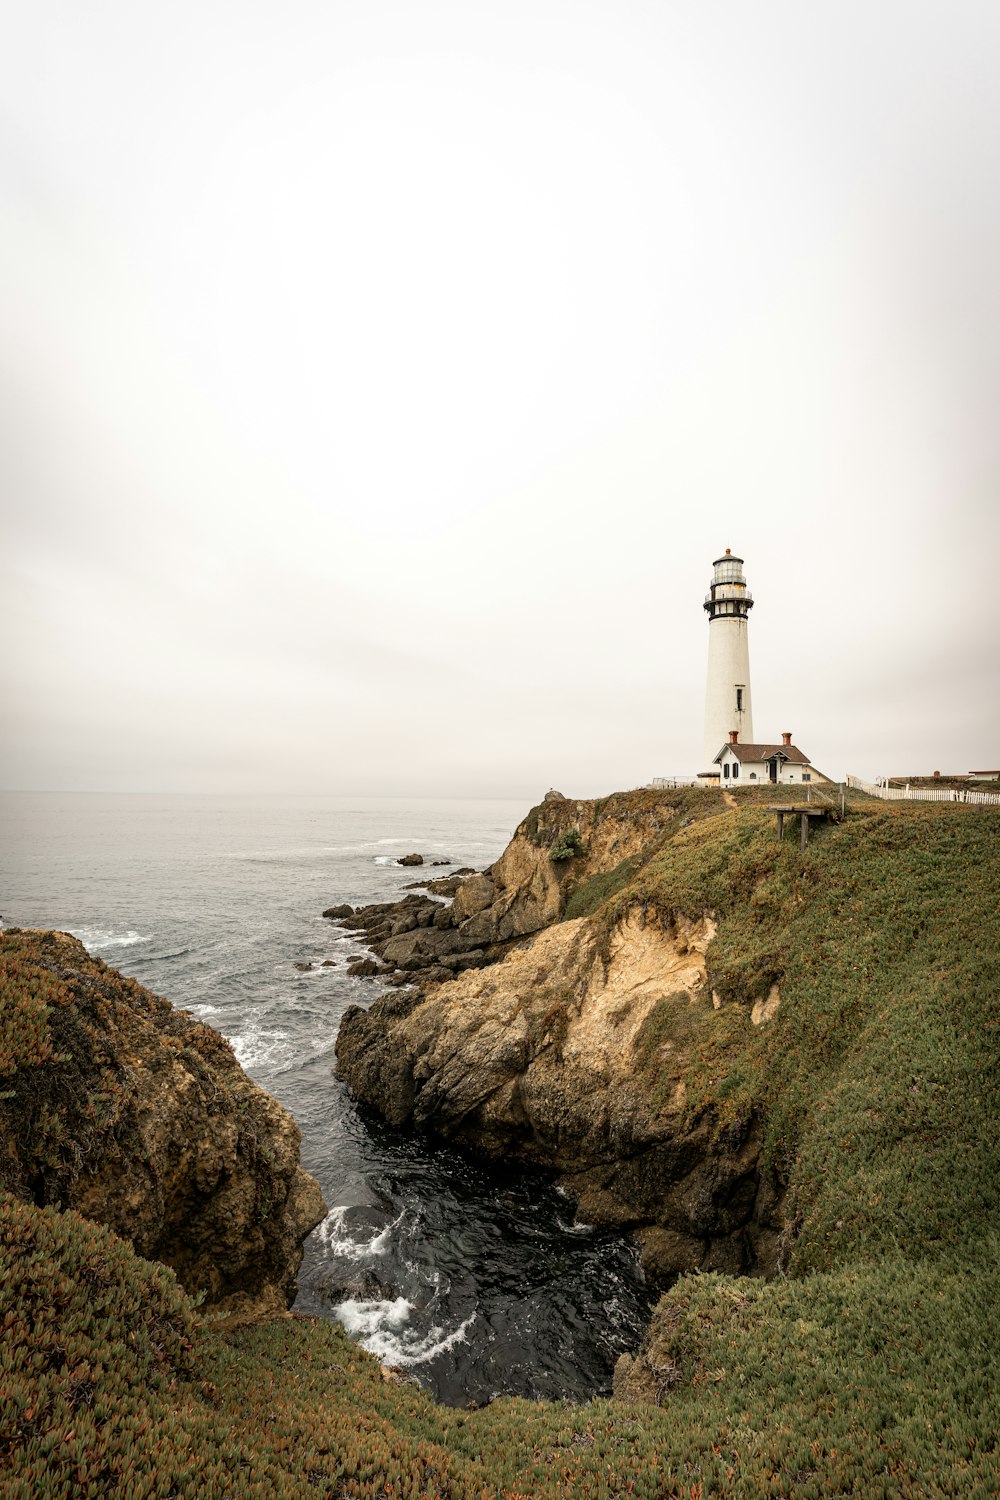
[450,875,496,923]
[751,982,781,1025]
[337,901,779,1285]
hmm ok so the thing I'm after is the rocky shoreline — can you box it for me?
[331,789,788,1292]
[322,866,492,987]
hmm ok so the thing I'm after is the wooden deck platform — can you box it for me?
[768,804,833,849]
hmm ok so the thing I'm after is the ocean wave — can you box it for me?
[229,1022,289,1072]
[71,928,152,952]
[334,1297,476,1368]
[556,1217,597,1237]
[271,1042,338,1077]
[317,1206,405,1260]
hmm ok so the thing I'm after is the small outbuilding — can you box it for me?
[714,731,829,786]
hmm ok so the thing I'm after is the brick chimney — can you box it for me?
[729,730,739,744]
[782,732,792,746]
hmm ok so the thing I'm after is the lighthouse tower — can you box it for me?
[702,549,754,772]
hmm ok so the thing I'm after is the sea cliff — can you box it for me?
[336,788,783,1285]
[336,787,1000,1300]
[0,927,325,1317]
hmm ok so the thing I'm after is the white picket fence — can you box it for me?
[847,774,1000,808]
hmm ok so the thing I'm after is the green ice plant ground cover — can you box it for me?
[1,799,998,1497]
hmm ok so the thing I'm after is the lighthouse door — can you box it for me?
[768,758,778,784]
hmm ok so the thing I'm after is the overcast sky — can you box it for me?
[2,1,998,797]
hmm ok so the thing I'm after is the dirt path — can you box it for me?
[723,790,738,809]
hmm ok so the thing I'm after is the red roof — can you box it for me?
[715,742,811,765]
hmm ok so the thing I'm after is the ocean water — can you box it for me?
[0,792,653,1406]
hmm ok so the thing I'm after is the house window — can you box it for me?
[803,773,811,782]
[723,762,730,778]
[732,763,739,779]
[735,687,743,712]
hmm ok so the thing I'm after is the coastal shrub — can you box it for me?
[0,1194,200,1496]
[0,944,72,1077]
[549,827,583,862]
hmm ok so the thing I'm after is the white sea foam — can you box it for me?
[334,1298,476,1368]
[336,1296,413,1337]
[317,1205,405,1259]
[72,928,152,952]
[230,1022,289,1072]
[556,1217,596,1237]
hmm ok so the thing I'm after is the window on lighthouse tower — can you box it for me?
[735,687,744,712]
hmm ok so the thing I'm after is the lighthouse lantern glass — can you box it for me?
[713,558,745,585]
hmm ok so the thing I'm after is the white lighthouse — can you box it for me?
[702,549,754,772]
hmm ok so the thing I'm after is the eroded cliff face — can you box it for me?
[336,895,785,1286]
[332,789,710,987]
[0,929,326,1316]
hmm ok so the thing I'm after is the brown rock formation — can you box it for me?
[0,929,326,1316]
[336,897,784,1287]
[325,788,707,987]
[330,788,785,1288]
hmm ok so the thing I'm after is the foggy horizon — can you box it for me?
[3,1,999,800]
